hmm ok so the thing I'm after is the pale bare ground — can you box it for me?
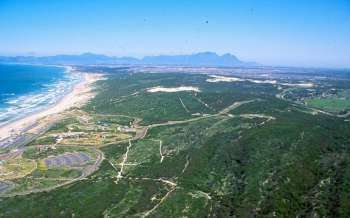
[206,75,277,85]
[146,86,200,93]
[115,139,132,183]
[206,75,244,82]
[207,75,315,87]
[159,140,164,163]
[281,82,314,88]
[0,72,104,142]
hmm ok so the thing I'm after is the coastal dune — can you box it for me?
[0,72,103,143]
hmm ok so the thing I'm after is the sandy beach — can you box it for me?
[0,72,103,142]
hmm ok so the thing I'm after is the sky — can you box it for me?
[0,0,349,68]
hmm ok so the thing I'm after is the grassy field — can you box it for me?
[306,96,350,113]
[0,158,36,180]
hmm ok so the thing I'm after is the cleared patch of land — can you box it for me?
[206,75,244,82]
[146,86,200,93]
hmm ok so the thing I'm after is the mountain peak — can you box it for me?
[195,51,218,56]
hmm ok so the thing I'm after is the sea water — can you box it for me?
[0,64,81,126]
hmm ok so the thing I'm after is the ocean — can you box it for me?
[0,64,81,126]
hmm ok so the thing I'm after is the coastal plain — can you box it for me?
[0,66,350,217]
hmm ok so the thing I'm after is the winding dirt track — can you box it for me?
[1,99,267,198]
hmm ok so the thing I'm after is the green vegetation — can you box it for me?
[83,72,278,125]
[0,145,99,196]
[306,90,350,113]
[28,135,56,146]
[23,146,84,160]
[31,168,82,178]
[0,158,36,180]
[284,85,350,114]
[307,97,350,112]
[1,69,350,217]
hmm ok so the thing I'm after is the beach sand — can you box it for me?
[0,72,103,142]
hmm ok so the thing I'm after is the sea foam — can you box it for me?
[0,66,81,127]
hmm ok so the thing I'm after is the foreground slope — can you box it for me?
[1,67,350,217]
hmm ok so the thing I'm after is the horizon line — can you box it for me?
[0,51,349,69]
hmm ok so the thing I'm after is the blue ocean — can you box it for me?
[0,64,80,126]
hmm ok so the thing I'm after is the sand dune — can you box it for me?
[147,86,200,93]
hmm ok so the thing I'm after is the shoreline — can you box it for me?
[0,71,104,146]
[0,64,77,128]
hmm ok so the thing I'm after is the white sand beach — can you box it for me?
[0,72,103,142]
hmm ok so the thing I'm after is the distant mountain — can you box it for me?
[0,52,258,67]
[0,53,138,65]
[141,52,255,66]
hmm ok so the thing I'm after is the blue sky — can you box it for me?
[0,0,349,67]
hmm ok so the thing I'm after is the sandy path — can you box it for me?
[115,139,132,182]
[159,140,164,163]
[178,96,190,113]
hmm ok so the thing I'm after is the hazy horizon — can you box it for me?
[0,0,349,68]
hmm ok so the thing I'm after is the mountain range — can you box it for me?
[0,52,258,67]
